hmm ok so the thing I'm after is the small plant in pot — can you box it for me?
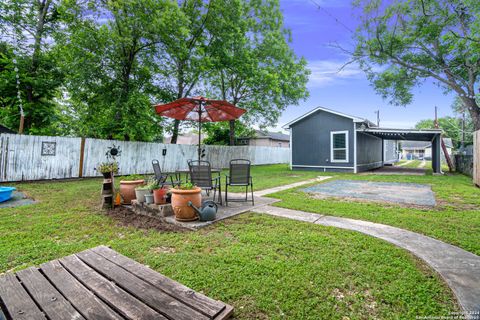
[119,174,145,204]
[135,184,151,203]
[98,162,119,179]
[170,182,202,221]
[149,180,169,205]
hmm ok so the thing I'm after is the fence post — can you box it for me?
[78,137,86,178]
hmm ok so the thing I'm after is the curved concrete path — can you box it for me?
[252,205,480,314]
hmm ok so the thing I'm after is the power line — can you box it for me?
[309,0,355,34]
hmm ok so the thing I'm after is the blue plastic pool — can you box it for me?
[0,187,16,203]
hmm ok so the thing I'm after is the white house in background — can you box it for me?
[400,138,453,160]
[237,130,290,148]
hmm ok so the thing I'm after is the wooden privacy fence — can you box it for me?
[474,130,480,186]
[0,134,290,182]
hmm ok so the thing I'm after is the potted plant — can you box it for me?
[98,162,119,179]
[170,182,202,221]
[149,180,168,205]
[144,192,154,204]
[119,174,145,204]
[135,184,151,203]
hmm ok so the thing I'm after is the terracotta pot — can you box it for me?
[119,180,145,204]
[153,187,168,205]
[171,187,202,221]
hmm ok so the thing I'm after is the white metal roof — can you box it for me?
[362,128,442,134]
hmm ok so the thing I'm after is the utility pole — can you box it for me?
[434,106,438,128]
[374,110,380,127]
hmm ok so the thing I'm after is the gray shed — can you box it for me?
[283,107,443,173]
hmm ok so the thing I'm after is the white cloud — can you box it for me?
[307,59,366,87]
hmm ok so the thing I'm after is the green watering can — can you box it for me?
[188,200,218,221]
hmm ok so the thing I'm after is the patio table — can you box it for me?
[174,168,221,182]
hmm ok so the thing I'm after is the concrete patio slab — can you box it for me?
[303,179,436,206]
[253,176,331,197]
[252,205,480,315]
[164,195,279,230]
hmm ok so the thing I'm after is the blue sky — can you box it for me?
[275,0,456,130]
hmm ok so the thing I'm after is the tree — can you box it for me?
[352,0,480,129]
[202,121,255,145]
[155,0,215,144]
[415,116,473,148]
[55,0,185,141]
[0,0,63,134]
[207,0,309,145]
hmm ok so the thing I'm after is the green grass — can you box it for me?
[395,160,423,168]
[0,167,460,319]
[223,164,319,191]
[269,172,480,255]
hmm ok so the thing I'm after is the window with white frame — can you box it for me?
[330,131,349,162]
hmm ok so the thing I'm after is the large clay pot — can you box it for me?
[153,187,168,205]
[171,187,202,221]
[119,180,145,204]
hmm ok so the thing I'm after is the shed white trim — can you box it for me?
[330,130,349,163]
[292,165,355,169]
[353,123,357,173]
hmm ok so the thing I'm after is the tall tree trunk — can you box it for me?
[171,120,180,144]
[170,66,185,144]
[461,96,480,131]
[22,0,51,133]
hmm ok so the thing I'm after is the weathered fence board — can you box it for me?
[474,131,480,186]
[0,134,289,182]
[0,134,82,182]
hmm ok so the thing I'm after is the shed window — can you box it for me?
[330,131,349,162]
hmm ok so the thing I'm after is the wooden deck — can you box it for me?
[0,246,233,320]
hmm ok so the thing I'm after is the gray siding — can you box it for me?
[291,109,354,172]
[356,132,383,172]
[384,140,398,164]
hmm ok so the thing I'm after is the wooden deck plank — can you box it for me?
[76,249,210,320]
[59,254,164,320]
[16,267,84,320]
[214,304,234,320]
[0,273,46,320]
[92,246,227,318]
[40,260,123,320]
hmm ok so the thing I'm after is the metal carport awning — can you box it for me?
[358,127,443,173]
[360,127,442,141]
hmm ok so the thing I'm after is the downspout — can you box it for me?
[353,122,357,173]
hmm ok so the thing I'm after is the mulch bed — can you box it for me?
[106,206,189,232]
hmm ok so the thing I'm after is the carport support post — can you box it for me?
[432,135,441,173]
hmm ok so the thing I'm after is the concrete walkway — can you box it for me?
[418,159,427,168]
[397,160,413,167]
[252,205,480,314]
[253,176,331,197]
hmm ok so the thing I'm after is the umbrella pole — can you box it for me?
[198,104,202,162]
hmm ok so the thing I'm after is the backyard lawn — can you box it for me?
[270,171,480,256]
[0,165,462,319]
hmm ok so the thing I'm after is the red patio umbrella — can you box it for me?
[154,97,246,161]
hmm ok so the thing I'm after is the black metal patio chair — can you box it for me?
[225,159,254,206]
[188,160,222,205]
[152,159,181,187]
